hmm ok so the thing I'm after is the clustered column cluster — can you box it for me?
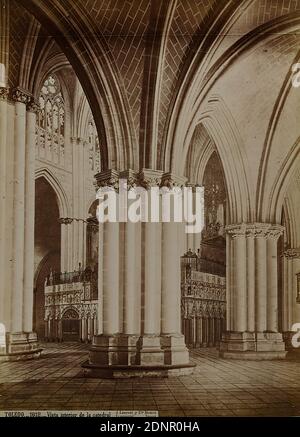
[85,169,192,374]
[0,86,41,358]
[220,223,287,359]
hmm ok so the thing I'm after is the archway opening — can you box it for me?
[61,309,80,342]
[34,176,61,340]
[181,145,227,349]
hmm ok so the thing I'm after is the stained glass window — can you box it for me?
[36,75,65,165]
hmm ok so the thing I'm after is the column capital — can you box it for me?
[138,168,163,189]
[58,217,73,225]
[284,248,300,259]
[119,169,139,189]
[226,223,247,238]
[10,87,32,105]
[71,136,84,145]
[226,223,284,239]
[185,182,202,192]
[87,217,99,232]
[95,169,119,190]
[161,172,187,189]
[0,86,9,100]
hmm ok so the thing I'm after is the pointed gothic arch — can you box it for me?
[35,168,70,218]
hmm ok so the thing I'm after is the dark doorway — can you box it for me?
[62,310,80,341]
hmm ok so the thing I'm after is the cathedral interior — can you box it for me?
[0,0,300,416]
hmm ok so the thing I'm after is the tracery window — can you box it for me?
[87,117,100,172]
[36,75,65,166]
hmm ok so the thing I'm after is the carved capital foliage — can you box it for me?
[138,169,163,189]
[161,172,187,189]
[59,217,73,225]
[226,223,247,239]
[10,87,32,104]
[284,248,300,259]
[0,87,9,100]
[119,169,139,189]
[26,97,40,113]
[95,169,190,192]
[95,169,119,190]
[87,216,99,233]
[226,223,284,240]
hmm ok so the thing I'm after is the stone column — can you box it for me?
[230,229,247,332]
[71,137,79,270]
[3,89,40,359]
[11,90,27,333]
[23,100,38,333]
[87,318,92,342]
[84,169,192,377]
[102,221,120,335]
[144,221,162,334]
[121,171,140,336]
[81,318,87,342]
[282,248,300,350]
[70,138,86,270]
[67,219,73,272]
[220,223,286,360]
[89,170,122,365]
[255,231,267,332]
[76,219,86,268]
[160,173,189,365]
[138,170,164,365]
[97,222,103,334]
[246,230,255,332]
[267,230,282,332]
[0,87,9,330]
[59,218,73,272]
[225,232,232,331]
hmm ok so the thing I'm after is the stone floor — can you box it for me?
[0,342,300,416]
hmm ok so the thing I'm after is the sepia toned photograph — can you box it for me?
[0,0,300,425]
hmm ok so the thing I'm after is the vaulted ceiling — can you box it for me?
[6,0,300,219]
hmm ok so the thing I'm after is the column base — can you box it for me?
[283,331,300,358]
[161,334,190,365]
[219,331,287,360]
[137,335,164,366]
[0,332,42,362]
[88,334,140,366]
[82,333,194,378]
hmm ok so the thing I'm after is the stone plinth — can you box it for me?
[0,332,42,362]
[219,331,287,360]
[83,333,193,378]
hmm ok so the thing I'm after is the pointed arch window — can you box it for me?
[36,75,65,166]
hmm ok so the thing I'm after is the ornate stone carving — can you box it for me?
[0,87,9,100]
[284,248,300,259]
[87,216,99,233]
[45,281,98,324]
[181,270,226,320]
[10,87,32,104]
[58,217,73,225]
[71,137,84,147]
[138,169,163,189]
[161,172,187,189]
[226,223,247,238]
[119,169,139,189]
[26,97,40,113]
[226,223,284,239]
[95,169,119,190]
